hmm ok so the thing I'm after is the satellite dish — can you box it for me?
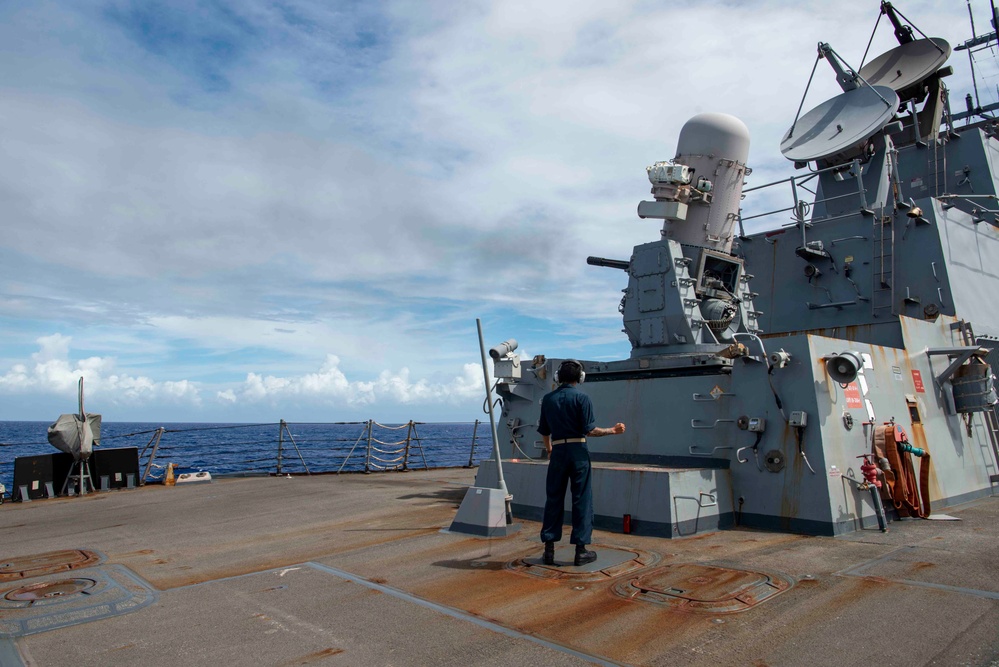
[780,85,900,163]
[858,37,951,96]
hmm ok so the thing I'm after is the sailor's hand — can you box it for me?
[612,423,626,434]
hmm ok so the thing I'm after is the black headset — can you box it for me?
[556,359,585,385]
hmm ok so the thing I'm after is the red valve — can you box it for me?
[858,455,882,488]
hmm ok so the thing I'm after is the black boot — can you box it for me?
[542,541,555,565]
[574,545,597,566]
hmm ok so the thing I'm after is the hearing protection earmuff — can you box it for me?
[556,359,585,385]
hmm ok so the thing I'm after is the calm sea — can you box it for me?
[0,420,493,496]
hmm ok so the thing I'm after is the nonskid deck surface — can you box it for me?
[1,471,997,666]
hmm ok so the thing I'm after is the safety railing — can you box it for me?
[739,160,873,237]
[0,420,488,494]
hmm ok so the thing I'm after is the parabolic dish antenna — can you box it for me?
[858,37,951,94]
[780,85,900,163]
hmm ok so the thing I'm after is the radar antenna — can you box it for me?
[858,2,951,104]
[781,43,899,166]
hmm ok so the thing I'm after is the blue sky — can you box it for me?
[0,0,992,422]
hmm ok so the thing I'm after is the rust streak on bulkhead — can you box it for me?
[907,422,943,502]
[899,346,919,397]
[779,419,799,531]
[872,345,889,376]
[762,324,873,342]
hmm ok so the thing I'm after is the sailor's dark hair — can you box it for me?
[557,359,584,384]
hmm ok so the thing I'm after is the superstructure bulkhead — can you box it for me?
[476,1,999,537]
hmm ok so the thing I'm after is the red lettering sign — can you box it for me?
[912,370,925,393]
[844,382,863,408]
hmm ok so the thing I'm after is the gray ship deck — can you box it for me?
[1,470,997,666]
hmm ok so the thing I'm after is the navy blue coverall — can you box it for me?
[537,384,595,545]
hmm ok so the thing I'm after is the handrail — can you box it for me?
[0,420,490,492]
[740,160,871,231]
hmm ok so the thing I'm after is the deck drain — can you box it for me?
[613,562,792,613]
[5,578,97,601]
[507,544,663,583]
[0,549,103,582]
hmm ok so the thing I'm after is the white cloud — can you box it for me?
[0,1,989,421]
[233,355,483,408]
[0,335,487,420]
[0,334,201,407]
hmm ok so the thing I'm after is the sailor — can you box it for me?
[538,359,626,566]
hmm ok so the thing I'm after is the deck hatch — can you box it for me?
[0,564,157,637]
[613,563,792,612]
[0,549,102,582]
[5,578,97,601]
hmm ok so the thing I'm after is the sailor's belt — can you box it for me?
[552,438,586,445]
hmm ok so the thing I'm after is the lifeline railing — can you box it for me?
[738,159,873,242]
[0,420,487,491]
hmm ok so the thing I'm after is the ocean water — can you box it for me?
[0,420,493,496]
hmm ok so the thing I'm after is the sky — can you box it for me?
[1,0,996,423]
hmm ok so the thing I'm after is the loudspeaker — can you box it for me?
[826,351,864,384]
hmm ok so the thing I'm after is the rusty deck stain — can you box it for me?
[1,470,997,666]
[0,548,102,582]
[278,648,344,666]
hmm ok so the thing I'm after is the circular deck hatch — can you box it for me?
[613,563,792,613]
[5,578,97,602]
[0,549,102,582]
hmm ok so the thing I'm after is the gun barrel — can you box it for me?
[587,256,630,271]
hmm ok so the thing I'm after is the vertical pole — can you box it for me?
[467,419,480,467]
[965,0,982,116]
[141,428,165,484]
[790,177,805,248]
[943,88,956,136]
[477,319,511,523]
[853,159,869,212]
[871,487,888,532]
[364,420,373,473]
[908,99,923,144]
[277,420,285,475]
[403,421,412,471]
[413,422,430,469]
